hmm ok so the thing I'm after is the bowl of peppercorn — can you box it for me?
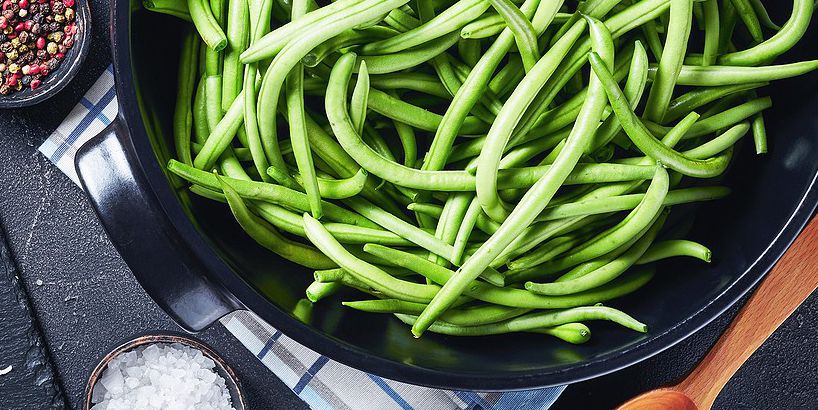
[0,0,90,107]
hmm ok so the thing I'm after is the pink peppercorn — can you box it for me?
[23,19,31,30]
[27,63,38,74]
[35,36,44,49]
[38,64,47,75]
[13,21,23,31]
[30,79,40,89]
[6,75,16,86]
[17,0,27,8]
[62,0,72,6]
[54,52,63,60]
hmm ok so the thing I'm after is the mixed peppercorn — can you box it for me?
[0,0,77,95]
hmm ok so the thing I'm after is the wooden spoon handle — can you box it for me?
[675,216,818,409]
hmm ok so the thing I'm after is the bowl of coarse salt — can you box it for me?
[83,334,245,410]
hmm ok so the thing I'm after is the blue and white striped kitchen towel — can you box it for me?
[39,65,566,410]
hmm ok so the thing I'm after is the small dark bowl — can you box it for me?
[0,0,91,108]
[83,333,246,410]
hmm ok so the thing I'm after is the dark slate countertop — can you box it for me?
[0,1,816,409]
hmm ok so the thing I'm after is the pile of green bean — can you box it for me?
[154,0,816,343]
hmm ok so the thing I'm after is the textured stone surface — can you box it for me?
[0,0,815,408]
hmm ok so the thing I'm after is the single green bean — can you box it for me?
[488,0,541,71]
[643,0,692,123]
[187,0,227,51]
[361,0,492,55]
[364,244,656,309]
[218,175,336,269]
[636,240,712,264]
[302,214,442,303]
[144,0,192,21]
[173,30,200,166]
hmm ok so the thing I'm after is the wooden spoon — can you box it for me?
[619,217,818,410]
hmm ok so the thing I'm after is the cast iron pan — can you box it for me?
[73,0,818,390]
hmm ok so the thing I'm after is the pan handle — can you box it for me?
[75,117,242,332]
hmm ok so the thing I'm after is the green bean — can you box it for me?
[306,280,342,302]
[303,27,398,68]
[647,97,770,140]
[452,198,482,265]
[531,323,592,344]
[424,0,560,172]
[303,214,442,303]
[361,0,492,55]
[397,305,646,335]
[410,17,618,335]
[640,20,664,60]
[473,17,590,222]
[256,0,411,190]
[366,73,452,99]
[719,0,738,53]
[509,166,668,272]
[489,58,525,97]
[664,82,765,122]
[144,0,192,21]
[536,187,729,222]
[217,175,336,269]
[748,0,781,31]
[350,61,370,136]
[195,88,245,171]
[292,298,314,323]
[249,201,411,245]
[525,210,664,295]
[192,75,209,143]
[592,53,733,178]
[488,0,540,72]
[461,14,506,39]
[589,40,649,152]
[458,38,482,67]
[286,0,322,218]
[173,30,200,166]
[204,75,223,131]
[701,0,719,66]
[344,197,455,259]
[187,0,227,51]
[643,0,693,123]
[719,0,815,66]
[729,0,763,44]
[366,87,488,134]
[243,65,272,182]
[221,0,249,112]
[266,166,368,200]
[636,240,712,265]
[241,0,368,62]
[383,7,420,31]
[170,160,380,228]
[659,60,818,86]
[752,113,768,154]
[393,120,417,167]
[344,300,530,326]
[364,244,656,309]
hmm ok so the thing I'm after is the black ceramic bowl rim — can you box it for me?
[83,333,246,410]
[0,0,91,108]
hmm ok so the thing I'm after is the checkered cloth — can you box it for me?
[39,65,566,410]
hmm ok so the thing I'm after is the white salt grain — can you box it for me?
[90,343,235,410]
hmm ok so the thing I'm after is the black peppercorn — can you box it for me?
[20,50,33,63]
[2,10,14,20]
[0,42,12,53]
[39,4,49,14]
[35,49,46,59]
[29,4,38,14]
[48,22,60,32]
[17,31,27,44]
[52,2,65,14]
[0,34,7,43]
[47,58,59,70]
[32,13,44,24]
